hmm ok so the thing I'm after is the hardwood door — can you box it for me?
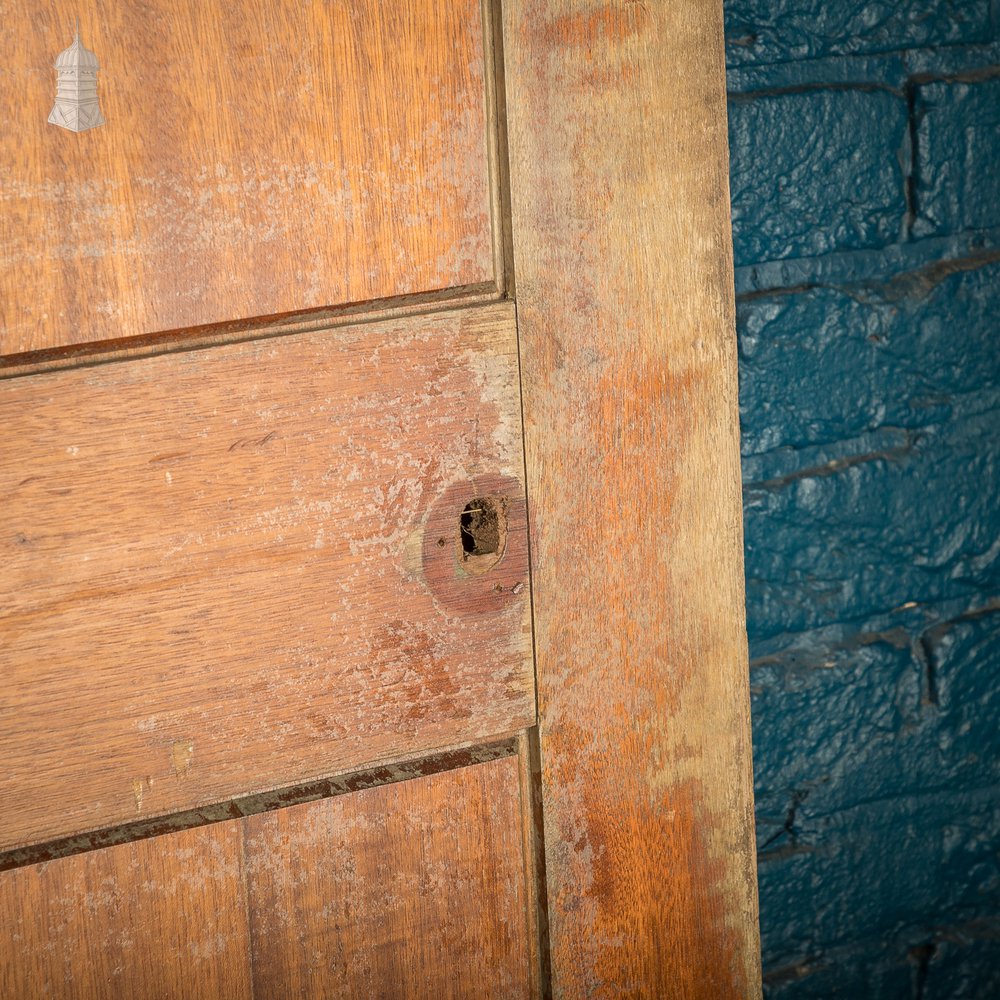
[0,1,760,996]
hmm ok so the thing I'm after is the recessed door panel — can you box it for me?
[0,302,533,852]
[0,0,495,357]
[0,757,532,999]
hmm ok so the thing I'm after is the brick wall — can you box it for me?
[724,2,1000,995]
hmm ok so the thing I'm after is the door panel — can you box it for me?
[244,754,532,999]
[0,820,253,998]
[0,302,533,852]
[0,756,533,999]
[0,0,494,357]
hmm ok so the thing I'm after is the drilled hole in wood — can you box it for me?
[457,496,507,575]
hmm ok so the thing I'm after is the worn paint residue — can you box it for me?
[171,741,194,778]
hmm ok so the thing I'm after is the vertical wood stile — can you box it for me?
[502,0,762,994]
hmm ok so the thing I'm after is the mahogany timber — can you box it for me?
[0,0,494,358]
[503,0,762,994]
[0,302,534,852]
[0,757,532,998]
[244,754,532,998]
[0,821,253,998]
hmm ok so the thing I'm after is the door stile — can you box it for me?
[502,0,763,994]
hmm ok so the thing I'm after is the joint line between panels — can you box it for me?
[0,736,521,873]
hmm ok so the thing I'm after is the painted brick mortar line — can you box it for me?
[728,45,1000,96]
[736,243,1000,301]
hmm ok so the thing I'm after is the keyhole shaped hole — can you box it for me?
[457,496,507,575]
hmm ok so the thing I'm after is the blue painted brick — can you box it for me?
[923,933,1000,999]
[931,610,1000,788]
[915,79,1000,238]
[737,258,1000,454]
[723,0,1000,991]
[756,790,1000,966]
[761,927,1000,1000]
[725,0,993,68]
[728,89,907,267]
[751,608,1000,824]
[761,940,914,1000]
[742,409,1000,639]
[751,639,923,824]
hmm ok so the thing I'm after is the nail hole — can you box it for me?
[457,496,507,575]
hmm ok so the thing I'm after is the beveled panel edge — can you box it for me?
[0,280,502,381]
[0,732,525,873]
[483,0,516,301]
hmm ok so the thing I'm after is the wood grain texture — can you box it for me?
[0,302,534,852]
[0,0,494,357]
[503,1,762,995]
[0,820,252,999]
[0,757,532,999]
[244,754,532,999]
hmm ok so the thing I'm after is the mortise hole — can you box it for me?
[457,496,507,574]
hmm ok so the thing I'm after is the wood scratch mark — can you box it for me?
[228,431,276,452]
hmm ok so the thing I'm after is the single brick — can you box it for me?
[929,610,1000,775]
[756,789,1000,965]
[761,941,914,1000]
[915,78,1000,237]
[760,929,1000,1000]
[729,89,907,266]
[737,258,1000,454]
[725,0,992,68]
[742,409,1000,639]
[751,609,1000,823]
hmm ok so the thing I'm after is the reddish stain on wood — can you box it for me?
[422,473,530,616]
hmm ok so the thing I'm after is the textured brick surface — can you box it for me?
[751,609,1000,823]
[757,789,1000,962]
[915,79,1000,238]
[725,0,993,67]
[725,1,1000,995]
[759,929,1000,1000]
[728,89,908,266]
[923,936,1000,999]
[738,258,1000,454]
[743,411,1000,640]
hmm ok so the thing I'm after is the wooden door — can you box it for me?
[0,1,760,996]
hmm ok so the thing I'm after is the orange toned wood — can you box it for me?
[0,756,533,998]
[503,0,762,995]
[0,821,252,998]
[0,302,534,852]
[244,755,532,998]
[0,0,494,358]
